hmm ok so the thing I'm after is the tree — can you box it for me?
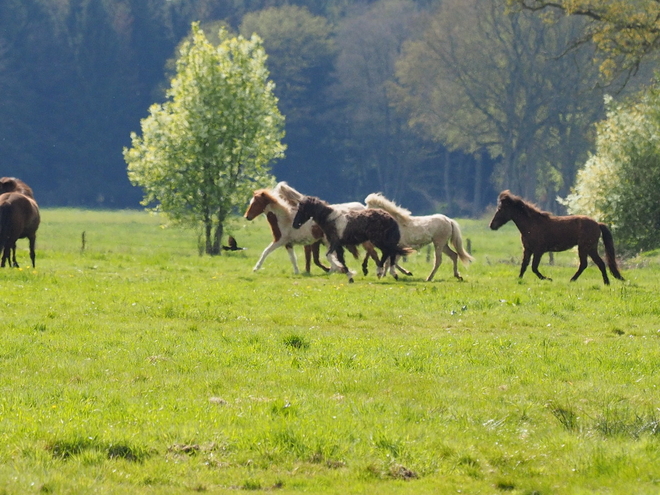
[330,0,429,204]
[561,84,660,253]
[508,0,660,81]
[392,0,604,205]
[239,6,338,199]
[124,23,285,255]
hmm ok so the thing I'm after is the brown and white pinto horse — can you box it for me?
[293,196,412,283]
[0,192,40,268]
[489,190,624,285]
[274,182,380,275]
[244,188,329,274]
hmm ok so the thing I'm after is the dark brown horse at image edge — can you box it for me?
[0,177,35,198]
[489,190,624,285]
[0,192,40,268]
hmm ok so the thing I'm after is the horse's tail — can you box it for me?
[599,223,625,281]
[449,219,474,265]
[396,245,415,257]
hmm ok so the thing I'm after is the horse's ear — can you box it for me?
[0,178,16,192]
[498,190,512,204]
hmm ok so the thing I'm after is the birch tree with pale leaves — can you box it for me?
[125,23,285,254]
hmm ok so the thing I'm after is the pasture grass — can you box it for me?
[0,208,658,494]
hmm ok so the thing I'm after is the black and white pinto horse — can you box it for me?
[365,193,474,281]
[292,196,412,283]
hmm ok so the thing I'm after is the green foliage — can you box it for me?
[393,0,604,203]
[562,85,660,253]
[508,0,660,80]
[239,5,335,119]
[1,208,659,493]
[125,23,285,254]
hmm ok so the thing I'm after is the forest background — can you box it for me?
[0,0,655,215]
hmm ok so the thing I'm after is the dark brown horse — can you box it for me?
[292,196,412,283]
[0,177,34,198]
[0,192,40,268]
[489,190,623,285]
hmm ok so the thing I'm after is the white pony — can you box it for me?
[365,193,474,281]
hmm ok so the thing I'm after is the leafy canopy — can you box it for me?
[561,84,660,253]
[508,0,660,80]
[124,23,285,252]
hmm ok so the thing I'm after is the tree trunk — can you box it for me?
[204,219,213,255]
[212,221,223,256]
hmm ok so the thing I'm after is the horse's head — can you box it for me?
[244,190,271,221]
[292,198,313,229]
[489,190,514,230]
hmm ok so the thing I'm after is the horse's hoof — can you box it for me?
[349,278,354,284]
[407,272,413,277]
[362,268,368,276]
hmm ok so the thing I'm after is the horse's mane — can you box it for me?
[500,190,551,219]
[273,182,304,207]
[255,188,293,217]
[364,193,411,226]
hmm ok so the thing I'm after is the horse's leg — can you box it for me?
[584,247,610,285]
[253,240,284,272]
[4,244,14,268]
[285,243,300,275]
[11,242,18,267]
[426,243,444,282]
[531,252,550,280]
[389,252,399,280]
[303,244,312,273]
[0,245,8,267]
[519,248,532,278]
[569,247,589,283]
[28,237,36,268]
[361,242,379,276]
[394,255,412,276]
[334,245,355,283]
[442,244,462,281]
[310,241,330,273]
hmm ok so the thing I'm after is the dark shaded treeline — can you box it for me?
[0,0,492,213]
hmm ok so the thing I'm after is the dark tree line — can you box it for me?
[2,0,647,214]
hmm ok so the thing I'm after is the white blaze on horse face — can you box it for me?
[245,196,257,220]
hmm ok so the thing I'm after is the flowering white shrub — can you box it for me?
[560,86,660,252]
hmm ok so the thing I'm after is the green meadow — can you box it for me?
[0,209,658,494]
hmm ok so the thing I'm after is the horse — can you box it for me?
[0,178,36,266]
[0,177,34,198]
[244,188,329,274]
[489,190,624,285]
[365,193,474,281]
[0,192,40,268]
[292,195,413,283]
[274,182,380,274]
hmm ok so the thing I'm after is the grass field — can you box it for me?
[0,208,658,494]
